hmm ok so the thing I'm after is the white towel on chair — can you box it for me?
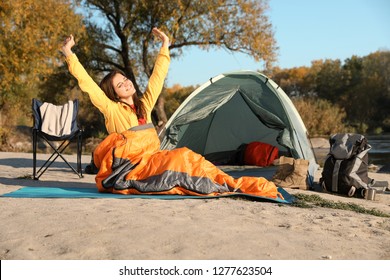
[39,101,74,136]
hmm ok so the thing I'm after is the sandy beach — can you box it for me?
[0,151,389,260]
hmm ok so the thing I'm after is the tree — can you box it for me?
[164,84,197,118]
[360,51,390,131]
[268,51,390,135]
[0,0,85,125]
[270,66,313,97]
[81,0,277,130]
[340,55,366,129]
[314,59,344,103]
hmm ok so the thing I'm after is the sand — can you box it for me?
[0,151,389,260]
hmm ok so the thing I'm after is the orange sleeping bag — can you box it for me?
[93,124,282,199]
[244,141,279,167]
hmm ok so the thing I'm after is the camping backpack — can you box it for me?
[320,133,373,198]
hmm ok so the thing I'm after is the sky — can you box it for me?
[166,0,390,87]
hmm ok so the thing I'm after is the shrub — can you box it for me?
[292,97,353,137]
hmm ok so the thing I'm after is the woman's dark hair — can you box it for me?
[99,70,145,120]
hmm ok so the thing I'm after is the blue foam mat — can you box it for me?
[1,186,294,203]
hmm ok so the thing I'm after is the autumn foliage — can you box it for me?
[0,0,389,152]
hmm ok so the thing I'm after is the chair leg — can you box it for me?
[77,132,83,177]
[32,129,38,180]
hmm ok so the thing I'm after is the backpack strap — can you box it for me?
[332,159,342,192]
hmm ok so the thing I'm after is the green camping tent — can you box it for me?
[159,70,318,185]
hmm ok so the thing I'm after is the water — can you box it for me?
[367,134,390,167]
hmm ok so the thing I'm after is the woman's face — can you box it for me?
[112,73,136,100]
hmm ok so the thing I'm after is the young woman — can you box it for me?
[61,28,170,173]
[61,27,170,134]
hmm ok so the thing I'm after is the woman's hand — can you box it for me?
[61,34,75,57]
[152,27,170,48]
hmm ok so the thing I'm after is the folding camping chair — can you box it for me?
[32,98,83,180]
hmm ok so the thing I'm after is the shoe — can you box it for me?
[84,163,99,174]
[272,157,309,190]
[272,156,294,181]
[84,153,99,174]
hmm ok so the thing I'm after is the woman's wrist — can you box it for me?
[61,47,73,57]
[162,41,170,48]
[161,35,170,48]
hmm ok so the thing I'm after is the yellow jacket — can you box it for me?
[65,47,170,134]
